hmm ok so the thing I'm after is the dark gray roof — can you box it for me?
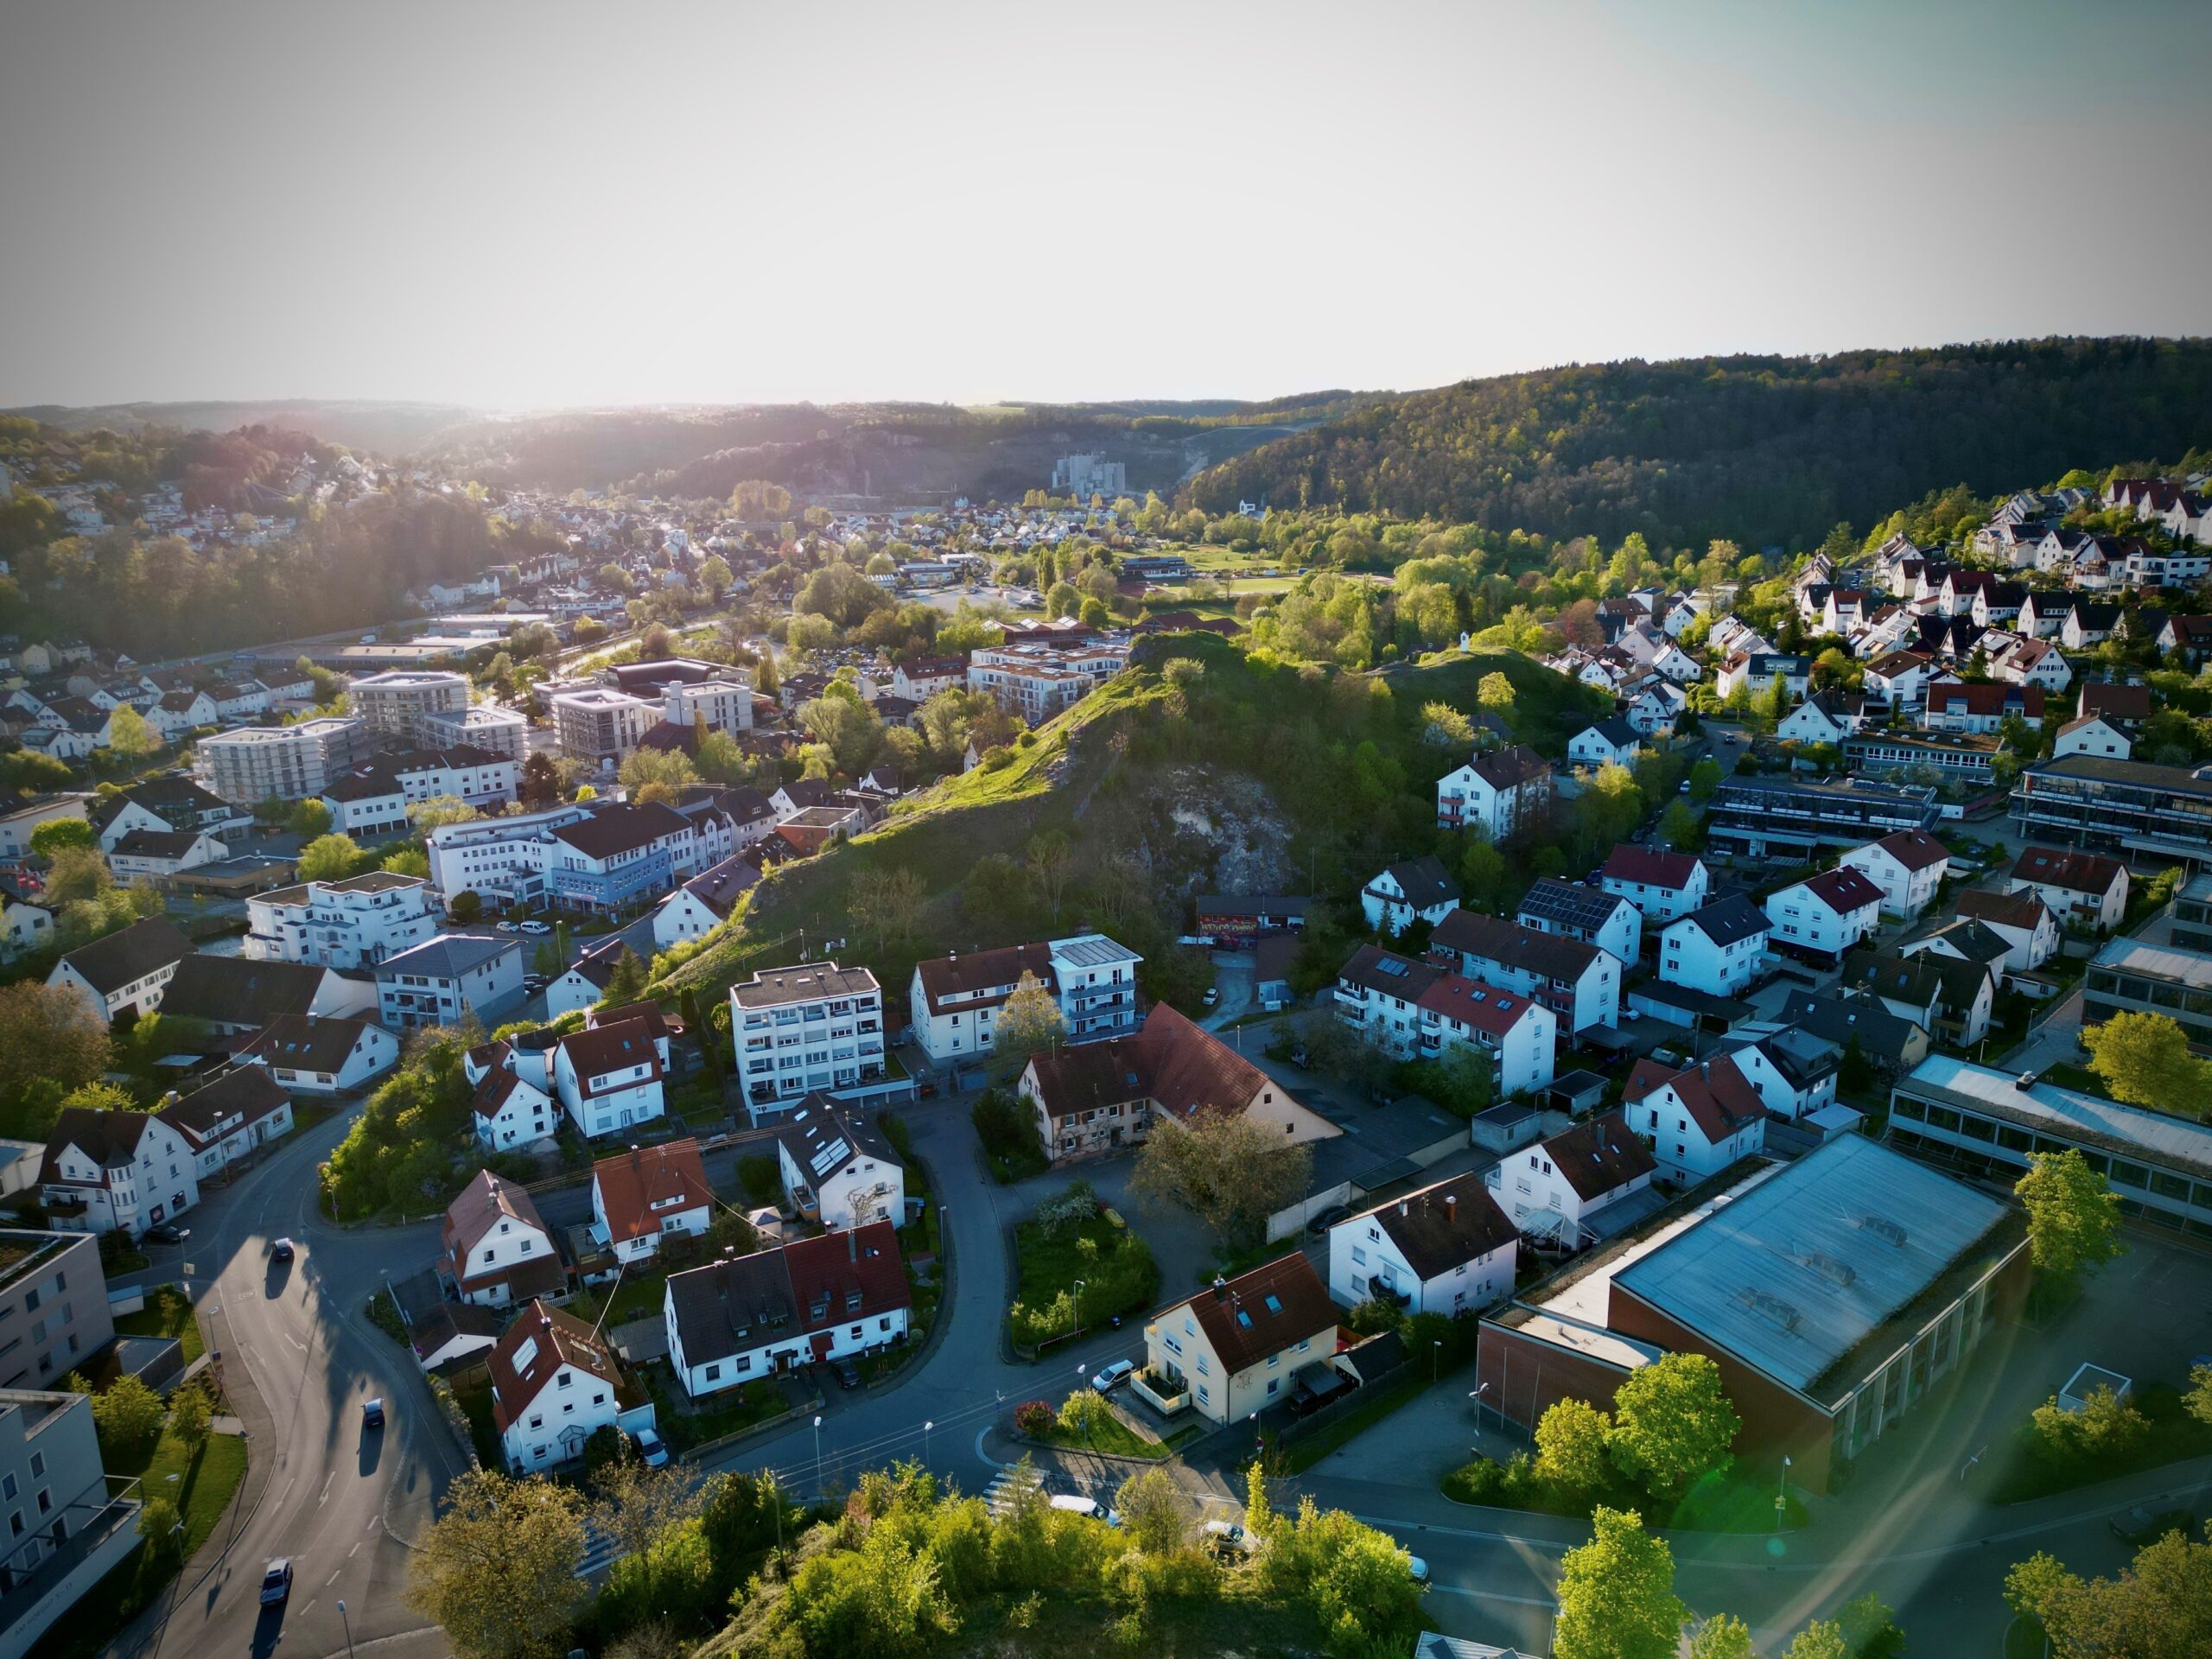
[1516,878,1631,937]
[664,1251,799,1365]
[1432,910,1602,982]
[55,918,194,995]
[374,933,519,981]
[1669,893,1770,949]
[1777,988,1925,1063]
[1359,1169,1517,1278]
[157,956,329,1027]
[1376,855,1461,912]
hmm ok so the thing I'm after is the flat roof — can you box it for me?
[2090,937,2212,988]
[1612,1135,2012,1397]
[1894,1053,2212,1182]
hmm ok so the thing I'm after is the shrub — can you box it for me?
[1013,1400,1055,1437]
[736,1154,781,1207]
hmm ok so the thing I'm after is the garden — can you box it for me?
[1005,1181,1160,1354]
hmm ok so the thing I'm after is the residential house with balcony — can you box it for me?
[442,1170,564,1308]
[1838,829,1953,921]
[1705,775,1941,861]
[2011,759,2211,872]
[0,1388,143,1656]
[664,1224,910,1400]
[555,1017,670,1140]
[1841,944,1999,1050]
[154,1067,296,1183]
[38,1107,199,1238]
[245,871,439,969]
[1485,1111,1656,1246]
[2006,844,2130,931]
[1137,1254,1340,1426]
[773,1095,906,1231]
[374,933,525,1031]
[730,963,886,1116]
[1325,1171,1517,1316]
[1430,910,1620,1035]
[1433,745,1553,840]
[590,1140,710,1267]
[2083,938,2212,1051]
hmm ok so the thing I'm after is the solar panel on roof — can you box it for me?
[1263,1294,1281,1313]
[1376,958,1409,977]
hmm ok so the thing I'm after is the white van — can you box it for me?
[1048,1494,1122,1528]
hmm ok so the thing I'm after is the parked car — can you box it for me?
[519,920,551,935]
[834,1362,861,1390]
[632,1427,670,1468]
[1090,1360,1136,1394]
[361,1398,385,1430]
[2110,1503,2194,1546]
[1201,1520,1260,1555]
[495,921,520,933]
[1408,1554,1431,1587]
[270,1237,296,1262]
[145,1223,189,1244]
[259,1560,293,1605]
[1049,1494,1122,1528]
[1305,1204,1351,1237]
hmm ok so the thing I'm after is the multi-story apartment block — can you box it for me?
[425,802,699,914]
[550,687,658,762]
[196,715,368,804]
[245,870,440,969]
[2011,756,2212,868]
[966,641,1128,721]
[0,1387,143,1654]
[374,933,526,1031]
[345,670,471,742]
[418,702,529,764]
[906,933,1144,1064]
[730,963,887,1116]
[0,1232,114,1391]
[1704,774,1942,861]
[1332,944,1557,1094]
[659,677,753,735]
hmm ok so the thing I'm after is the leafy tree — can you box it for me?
[1688,756,1723,800]
[296,832,364,882]
[619,747,701,798]
[519,752,564,806]
[1554,1507,1685,1659]
[137,1495,182,1554]
[1607,1353,1740,1497]
[168,1381,213,1448]
[2186,1361,2212,1430]
[2015,1149,2125,1287]
[593,1448,703,1558]
[449,890,484,924]
[993,971,1065,1077]
[0,749,73,793]
[106,703,161,761]
[29,817,95,857]
[1113,1466,1185,1555]
[2031,1383,2149,1463]
[1783,1622,1849,1659]
[1244,1459,1275,1539]
[286,798,334,839]
[2082,1010,2212,1118]
[1535,1397,1613,1500]
[0,982,111,1126]
[43,844,113,905]
[1838,1592,1906,1659]
[1024,830,1075,922]
[1421,701,1475,748]
[1687,1613,1756,1659]
[1658,798,1702,849]
[1130,1111,1313,1245]
[2005,1529,2212,1659]
[91,1374,165,1455]
[384,845,431,878]
[405,1469,588,1659]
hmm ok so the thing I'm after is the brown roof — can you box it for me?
[1023,1002,1285,1128]
[1955,888,2053,931]
[1602,846,1704,891]
[156,1067,289,1147]
[41,1106,156,1186]
[442,1168,551,1258]
[1431,910,1603,983]
[1864,830,1952,874]
[54,917,194,995]
[470,1067,542,1121]
[552,802,691,861]
[1414,974,1545,1037]
[1541,1110,1656,1201]
[1361,1171,1518,1279]
[251,1014,376,1073]
[784,1221,910,1334]
[912,941,1055,1016]
[559,1016,666,1099]
[592,1139,709,1243]
[2011,846,2126,897]
[486,1300,627,1431]
[1467,744,1551,791]
[1025,1036,1150,1122]
[1623,1055,1767,1145]
[1801,867,1886,915]
[1174,1253,1337,1376]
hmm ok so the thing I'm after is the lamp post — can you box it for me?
[1776,1455,1791,1532]
[813,1414,823,1497]
[924,1420,933,1464]
[1467,1381,1491,1433]
[1071,1277,1085,1332]
[1432,1338,1443,1385]
[336,1599,357,1659]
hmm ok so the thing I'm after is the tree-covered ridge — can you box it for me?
[1187,337,2212,552]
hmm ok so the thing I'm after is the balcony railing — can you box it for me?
[1128,1367,1190,1416]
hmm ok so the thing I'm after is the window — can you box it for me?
[26,1453,40,1480]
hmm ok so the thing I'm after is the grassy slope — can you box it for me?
[653,636,1606,1007]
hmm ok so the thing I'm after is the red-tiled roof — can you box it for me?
[559,1016,666,1100]
[1602,846,1703,890]
[2011,845,2126,896]
[784,1221,910,1334]
[1624,1055,1767,1145]
[486,1300,626,1431]
[1414,974,1542,1036]
[592,1139,709,1243]
[1171,1253,1337,1375]
[1801,867,1885,915]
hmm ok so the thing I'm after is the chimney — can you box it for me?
[1444,1193,1457,1224]
[1211,1274,1228,1301]
[848,1228,858,1262]
[1398,1200,1408,1217]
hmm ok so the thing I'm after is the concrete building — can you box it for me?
[729,963,887,1116]
[0,1233,112,1392]
[1705,774,1942,861]
[0,1389,142,1658]
[550,687,658,763]
[659,677,753,736]
[373,933,526,1031]
[2011,756,2212,868]
[2084,938,2212,1051]
[1475,1137,2030,1491]
[1433,745,1554,840]
[245,871,439,969]
[345,670,470,742]
[419,702,529,764]
[196,716,368,804]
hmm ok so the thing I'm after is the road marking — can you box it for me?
[1427,1586,1559,1607]
[326,1569,341,1586]
[320,1471,336,1504]
[349,1541,361,1558]
[286,1332,307,1352]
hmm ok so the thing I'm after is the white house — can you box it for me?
[247,1014,401,1094]
[1412,973,1559,1096]
[1566,718,1642,770]
[1484,1112,1655,1246]
[154,1066,295,1182]
[2007,846,2128,932]
[1722,1029,1840,1122]
[374,933,526,1031]
[729,962,887,1116]
[650,854,760,950]
[1624,680,1688,736]
[38,1105,200,1237]
[1431,911,1619,1036]
[1764,867,1885,963]
[1434,745,1553,840]
[591,1140,711,1267]
[664,1224,911,1401]
[1955,889,2061,972]
[1777,691,1866,747]
[1600,847,1710,925]
[1359,855,1462,938]
[1658,894,1770,998]
[773,1094,906,1231]
[1137,1253,1338,1427]
[245,871,440,969]
[489,1300,645,1472]
[554,1016,669,1140]
[1838,829,1952,921]
[2,894,54,960]
[471,1068,560,1154]
[1622,1055,1769,1188]
[47,918,194,1024]
[105,829,226,884]
[1515,877,1641,968]
[1325,1170,1518,1316]
[442,1170,564,1307]
[2052,715,2132,761]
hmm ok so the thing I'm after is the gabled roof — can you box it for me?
[251,1013,375,1072]
[2011,845,2126,896]
[1358,1170,1518,1278]
[374,932,518,980]
[785,1221,910,1334]
[156,1066,289,1147]
[664,1249,799,1363]
[470,1066,544,1121]
[1337,944,1450,1002]
[1796,867,1885,915]
[1668,893,1769,949]
[1465,744,1551,790]
[676,854,760,921]
[1540,1110,1656,1200]
[1516,878,1632,937]
[1140,1003,1277,1124]
[41,1106,157,1185]
[1414,974,1543,1036]
[1859,830,1951,874]
[552,802,691,861]
[1575,717,1641,748]
[912,941,1056,1015]
[1432,910,1604,982]
[773,1094,896,1188]
[1371,855,1461,912]
[1624,1054,1767,1144]
[1955,888,2053,932]
[110,830,210,859]
[487,1300,627,1431]
[157,955,329,1027]
[443,1167,551,1256]
[1170,1253,1336,1375]
[592,1139,709,1243]
[560,1017,666,1099]
[1602,846,1704,891]
[54,918,194,995]
[1777,988,1926,1062]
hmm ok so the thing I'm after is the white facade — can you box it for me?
[2054,717,2132,760]
[550,688,658,761]
[41,1116,200,1237]
[473,1072,559,1154]
[554,1035,668,1141]
[245,873,440,969]
[1325,1193,1516,1317]
[346,671,470,741]
[254,1018,401,1094]
[1838,835,1948,921]
[1764,875,1881,959]
[1625,1064,1769,1188]
[497,1347,624,1473]
[1658,908,1770,997]
[662,678,753,734]
[730,963,887,1116]
[1601,855,1710,925]
[374,935,526,1030]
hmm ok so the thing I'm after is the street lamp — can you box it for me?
[1776,1455,1792,1531]
[813,1414,823,1497]
[1071,1278,1085,1329]
[336,1599,357,1659]
[1432,1338,1443,1384]
[1467,1381,1491,1433]
[924,1420,933,1464]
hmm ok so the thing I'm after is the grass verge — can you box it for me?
[1031,1414,1198,1461]
[114,1284,204,1365]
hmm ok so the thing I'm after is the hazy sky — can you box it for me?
[4,0,2209,410]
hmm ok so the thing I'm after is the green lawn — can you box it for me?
[1033,1413,1198,1462]
[35,1427,248,1659]
[115,1285,204,1365]
[569,1269,671,1326]
[645,1371,785,1452]
[1007,1213,1158,1348]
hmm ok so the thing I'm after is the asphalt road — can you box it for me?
[108,1109,455,1659]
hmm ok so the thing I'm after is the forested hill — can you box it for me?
[1185,337,2212,551]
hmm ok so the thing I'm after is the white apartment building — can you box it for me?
[553,1017,670,1140]
[661,678,753,735]
[346,671,470,741]
[373,933,527,1030]
[419,702,529,764]
[1325,1172,1519,1316]
[966,642,1128,721]
[424,801,698,914]
[906,933,1142,1064]
[730,963,887,1116]
[1484,1112,1656,1246]
[39,1106,200,1238]
[1333,945,1556,1095]
[1764,868,1885,962]
[550,688,658,762]
[1658,895,1771,997]
[246,871,439,969]
[1623,1055,1770,1188]
[1838,829,1952,921]
[196,715,368,804]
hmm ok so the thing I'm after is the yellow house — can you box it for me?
[1135,1254,1341,1427]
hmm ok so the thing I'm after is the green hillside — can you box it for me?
[1186,336,2212,551]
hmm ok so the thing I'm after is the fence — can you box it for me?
[1274,1357,1413,1446]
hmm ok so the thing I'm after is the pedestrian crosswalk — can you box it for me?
[983,1467,1039,1516]
[575,1519,622,1578]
